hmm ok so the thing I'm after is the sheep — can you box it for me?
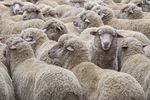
[21,28,60,65]
[116,3,150,19]
[35,0,68,8]
[0,15,45,35]
[68,0,86,7]
[88,25,123,70]
[59,16,78,23]
[3,0,24,17]
[22,3,43,20]
[41,6,57,18]
[4,37,84,100]
[84,1,108,10]
[73,10,104,33]
[48,34,146,100]
[55,4,85,18]
[118,37,150,100]
[0,61,16,100]
[93,5,150,39]
[42,18,68,41]
[121,0,150,12]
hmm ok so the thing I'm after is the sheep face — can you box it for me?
[22,10,40,20]
[69,0,85,7]
[119,37,146,58]
[141,0,150,12]
[5,37,26,51]
[43,19,68,41]
[41,7,57,18]
[90,26,123,50]
[73,11,101,31]
[4,2,24,15]
[21,28,46,48]
[93,6,113,22]
[12,3,23,15]
[116,3,143,19]
[22,5,41,20]
[48,37,87,61]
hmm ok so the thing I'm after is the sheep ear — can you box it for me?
[128,9,134,14]
[27,40,36,45]
[67,46,74,52]
[42,28,47,33]
[122,44,128,48]
[9,45,17,50]
[3,3,11,7]
[143,44,148,48]
[90,30,98,36]
[24,37,33,42]
[117,34,124,38]
[85,19,90,23]
[98,12,106,18]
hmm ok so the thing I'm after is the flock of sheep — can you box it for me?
[0,0,149,99]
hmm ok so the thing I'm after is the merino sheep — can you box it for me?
[0,61,16,100]
[88,25,123,70]
[84,1,108,10]
[48,34,146,100]
[42,19,68,41]
[35,0,68,8]
[21,28,60,65]
[0,15,45,35]
[3,0,24,16]
[116,3,150,19]
[68,0,86,7]
[4,37,84,100]
[121,0,150,12]
[73,10,104,32]
[41,6,57,18]
[118,37,150,100]
[94,5,150,38]
[55,4,85,18]
[22,3,50,21]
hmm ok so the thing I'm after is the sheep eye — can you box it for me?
[137,3,142,7]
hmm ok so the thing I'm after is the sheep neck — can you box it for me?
[63,51,89,70]
[9,46,34,76]
[92,36,118,69]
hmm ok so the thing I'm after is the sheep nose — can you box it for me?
[15,9,19,12]
[104,42,109,46]
[73,20,78,27]
[23,15,27,20]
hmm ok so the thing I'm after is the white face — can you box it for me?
[13,4,23,14]
[100,33,113,50]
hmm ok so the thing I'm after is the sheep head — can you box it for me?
[48,34,88,69]
[21,28,47,49]
[73,10,103,32]
[92,6,114,23]
[118,37,147,60]
[22,4,41,20]
[41,7,57,18]
[116,3,143,19]
[69,0,86,7]
[90,25,123,50]
[42,19,68,41]
[4,0,24,15]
